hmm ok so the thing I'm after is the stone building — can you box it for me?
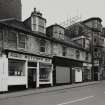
[0,8,92,92]
[46,24,92,85]
[0,9,53,92]
[66,17,105,81]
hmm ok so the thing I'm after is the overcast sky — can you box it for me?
[22,0,105,27]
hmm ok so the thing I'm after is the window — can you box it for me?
[62,46,67,56]
[39,63,51,81]
[40,39,46,52]
[8,31,17,47]
[8,60,25,76]
[18,33,26,49]
[0,29,3,41]
[86,52,89,60]
[76,50,80,59]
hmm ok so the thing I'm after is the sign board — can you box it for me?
[83,63,92,67]
[8,52,51,63]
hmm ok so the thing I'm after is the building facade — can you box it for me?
[0,9,53,92]
[46,24,92,85]
[0,9,103,91]
[66,17,105,81]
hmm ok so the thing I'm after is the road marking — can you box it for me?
[57,96,94,105]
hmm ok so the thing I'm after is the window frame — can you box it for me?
[17,32,26,50]
[8,30,17,48]
[76,49,80,59]
[62,46,67,56]
[39,39,46,53]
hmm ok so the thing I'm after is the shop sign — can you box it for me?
[83,63,92,67]
[8,52,51,63]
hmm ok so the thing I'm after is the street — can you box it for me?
[0,81,105,105]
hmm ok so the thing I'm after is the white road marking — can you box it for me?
[57,96,94,105]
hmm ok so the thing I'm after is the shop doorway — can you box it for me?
[28,62,37,88]
[93,67,98,81]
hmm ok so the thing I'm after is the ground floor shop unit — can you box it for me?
[0,50,53,92]
[52,56,91,85]
[92,65,105,81]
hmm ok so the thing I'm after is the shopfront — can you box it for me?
[83,63,92,82]
[0,51,53,92]
[52,56,83,85]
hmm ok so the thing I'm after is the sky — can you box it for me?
[21,0,105,27]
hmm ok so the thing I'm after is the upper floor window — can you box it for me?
[86,52,89,60]
[76,50,80,59]
[62,46,67,56]
[18,33,26,49]
[0,29,3,41]
[8,31,17,47]
[40,39,46,52]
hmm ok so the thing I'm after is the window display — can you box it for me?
[39,63,52,81]
[8,59,25,76]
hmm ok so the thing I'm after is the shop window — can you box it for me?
[18,33,26,49]
[39,63,52,81]
[40,68,49,80]
[62,46,67,56]
[8,30,17,47]
[8,60,25,76]
[40,39,46,52]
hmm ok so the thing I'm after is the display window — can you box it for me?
[39,63,52,81]
[8,59,25,76]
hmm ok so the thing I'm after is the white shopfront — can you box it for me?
[0,52,53,92]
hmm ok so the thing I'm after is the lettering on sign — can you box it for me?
[8,52,51,63]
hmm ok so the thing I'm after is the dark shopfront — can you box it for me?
[52,56,83,85]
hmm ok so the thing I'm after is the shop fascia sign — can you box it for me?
[8,52,51,63]
[83,63,92,67]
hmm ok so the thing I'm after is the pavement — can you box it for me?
[0,81,102,100]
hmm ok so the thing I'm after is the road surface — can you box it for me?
[0,81,105,105]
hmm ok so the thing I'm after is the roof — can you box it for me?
[47,23,65,29]
[0,18,29,31]
[0,18,89,52]
[82,17,102,23]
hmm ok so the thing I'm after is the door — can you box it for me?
[28,68,36,88]
[94,67,98,81]
[75,69,82,82]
